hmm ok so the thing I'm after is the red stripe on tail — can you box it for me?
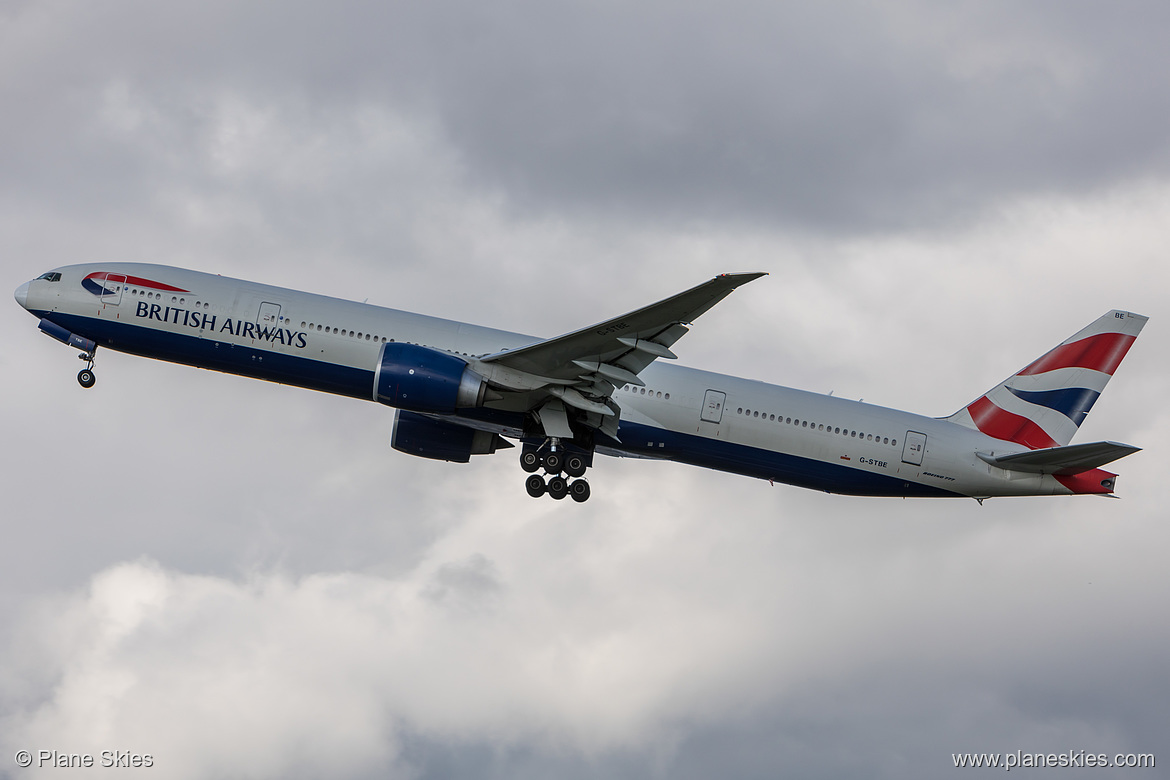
[1019,333,1136,377]
[966,396,1058,450]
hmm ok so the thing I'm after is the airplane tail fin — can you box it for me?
[946,310,1147,449]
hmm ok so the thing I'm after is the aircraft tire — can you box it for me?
[520,451,541,473]
[564,454,587,478]
[544,452,564,474]
[547,475,568,500]
[525,474,546,498]
[569,479,590,503]
[77,369,96,389]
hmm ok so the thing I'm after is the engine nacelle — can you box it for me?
[375,342,490,413]
[391,410,512,462]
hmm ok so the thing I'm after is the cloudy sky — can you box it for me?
[2,1,1168,777]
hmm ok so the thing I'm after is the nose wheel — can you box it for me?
[77,349,97,389]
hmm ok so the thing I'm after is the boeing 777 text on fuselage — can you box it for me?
[15,265,1146,502]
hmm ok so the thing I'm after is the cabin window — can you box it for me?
[892,439,897,446]
[664,393,670,400]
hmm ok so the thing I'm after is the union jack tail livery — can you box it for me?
[947,310,1147,450]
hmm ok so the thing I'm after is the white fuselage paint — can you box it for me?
[17,263,1097,498]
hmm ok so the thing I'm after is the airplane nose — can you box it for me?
[14,281,30,309]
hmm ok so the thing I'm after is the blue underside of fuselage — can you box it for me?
[36,311,962,498]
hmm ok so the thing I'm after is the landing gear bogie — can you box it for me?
[520,437,594,502]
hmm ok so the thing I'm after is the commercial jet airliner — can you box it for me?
[15,264,1146,503]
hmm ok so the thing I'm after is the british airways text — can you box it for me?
[135,301,308,348]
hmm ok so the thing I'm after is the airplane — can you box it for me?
[15,263,1147,503]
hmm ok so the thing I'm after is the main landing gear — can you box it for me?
[77,348,97,389]
[521,441,591,502]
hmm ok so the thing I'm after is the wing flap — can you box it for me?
[977,441,1140,475]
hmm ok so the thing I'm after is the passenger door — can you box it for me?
[902,431,927,466]
[700,389,727,424]
[257,302,282,330]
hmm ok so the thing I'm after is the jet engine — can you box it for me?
[391,410,512,462]
[375,342,493,414]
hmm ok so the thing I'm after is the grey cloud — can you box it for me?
[7,2,1170,236]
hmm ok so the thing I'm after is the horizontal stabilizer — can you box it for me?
[977,441,1140,475]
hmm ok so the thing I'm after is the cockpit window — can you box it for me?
[37,272,62,282]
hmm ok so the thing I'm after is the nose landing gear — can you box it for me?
[77,348,97,388]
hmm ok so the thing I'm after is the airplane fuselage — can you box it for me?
[16,263,1132,500]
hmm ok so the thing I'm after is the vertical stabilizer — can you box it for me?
[947,310,1147,449]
